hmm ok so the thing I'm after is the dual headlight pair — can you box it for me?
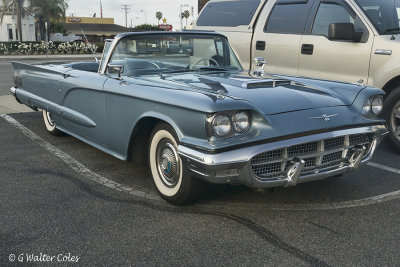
[207,111,251,138]
[362,95,383,117]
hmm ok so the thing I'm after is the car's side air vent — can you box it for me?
[242,79,291,89]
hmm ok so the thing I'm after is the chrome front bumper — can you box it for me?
[178,125,388,188]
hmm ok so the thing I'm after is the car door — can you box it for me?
[298,0,373,85]
[252,0,314,76]
[59,69,109,146]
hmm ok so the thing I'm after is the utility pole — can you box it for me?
[121,4,131,29]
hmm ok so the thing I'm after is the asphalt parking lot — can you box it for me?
[1,60,400,266]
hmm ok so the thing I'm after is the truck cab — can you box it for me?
[193,0,400,151]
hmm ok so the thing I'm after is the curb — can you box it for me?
[0,54,101,62]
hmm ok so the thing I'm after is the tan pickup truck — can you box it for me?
[193,0,400,152]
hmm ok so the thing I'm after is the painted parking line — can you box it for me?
[367,162,400,175]
[2,113,400,210]
[0,114,160,201]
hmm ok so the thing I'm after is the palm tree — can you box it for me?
[181,10,190,26]
[1,0,25,41]
[30,0,68,41]
[156,11,162,25]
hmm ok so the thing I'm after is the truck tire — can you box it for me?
[148,122,205,205]
[382,87,400,152]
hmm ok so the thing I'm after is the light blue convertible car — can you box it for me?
[11,32,387,204]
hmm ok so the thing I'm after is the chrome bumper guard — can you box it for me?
[178,125,388,188]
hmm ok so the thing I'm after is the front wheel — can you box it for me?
[382,87,400,152]
[149,123,204,205]
[42,110,63,136]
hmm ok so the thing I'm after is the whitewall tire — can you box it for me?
[149,123,204,205]
[42,110,63,136]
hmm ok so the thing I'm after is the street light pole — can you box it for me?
[140,10,147,24]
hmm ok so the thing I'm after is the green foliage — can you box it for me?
[156,11,163,24]
[96,42,104,53]
[132,24,162,31]
[51,22,66,34]
[181,10,190,26]
[0,41,97,55]
[30,0,68,40]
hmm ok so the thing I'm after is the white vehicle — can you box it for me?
[193,0,400,152]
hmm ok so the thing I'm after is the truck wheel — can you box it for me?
[383,87,400,152]
[42,110,63,136]
[149,122,204,205]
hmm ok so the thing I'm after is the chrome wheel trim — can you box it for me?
[156,139,180,188]
[391,100,400,141]
[149,129,183,197]
[46,111,55,126]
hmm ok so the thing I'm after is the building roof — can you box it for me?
[64,23,127,36]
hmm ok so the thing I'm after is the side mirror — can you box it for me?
[328,23,363,42]
[107,64,124,79]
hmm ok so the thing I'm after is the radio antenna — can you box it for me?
[80,27,98,62]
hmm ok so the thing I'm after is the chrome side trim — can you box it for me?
[14,88,96,128]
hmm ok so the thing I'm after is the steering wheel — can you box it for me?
[189,57,219,70]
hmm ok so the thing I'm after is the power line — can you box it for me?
[121,4,131,29]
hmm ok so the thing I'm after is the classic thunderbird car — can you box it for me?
[11,31,388,204]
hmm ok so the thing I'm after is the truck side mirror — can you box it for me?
[107,64,124,79]
[328,23,363,42]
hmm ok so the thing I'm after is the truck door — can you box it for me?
[298,0,373,85]
[252,0,314,76]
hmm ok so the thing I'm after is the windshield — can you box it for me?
[108,33,242,76]
[355,0,400,34]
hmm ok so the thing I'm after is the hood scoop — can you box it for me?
[242,79,292,89]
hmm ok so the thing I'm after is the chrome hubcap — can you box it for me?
[391,100,400,141]
[46,112,55,126]
[156,139,180,188]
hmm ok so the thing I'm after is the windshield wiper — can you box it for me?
[383,28,400,34]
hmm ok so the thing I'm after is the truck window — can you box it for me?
[264,2,309,34]
[196,0,260,27]
[355,0,400,34]
[312,3,354,36]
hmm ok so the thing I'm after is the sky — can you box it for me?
[66,0,199,30]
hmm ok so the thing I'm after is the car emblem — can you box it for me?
[309,114,338,122]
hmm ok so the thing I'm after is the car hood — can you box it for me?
[137,71,365,115]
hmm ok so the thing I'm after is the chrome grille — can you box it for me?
[324,136,345,150]
[287,142,318,157]
[251,133,374,180]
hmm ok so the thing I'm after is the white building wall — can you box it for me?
[0,14,35,41]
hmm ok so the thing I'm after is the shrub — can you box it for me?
[0,41,97,55]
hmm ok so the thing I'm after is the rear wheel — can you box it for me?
[42,110,63,136]
[383,87,400,152]
[149,123,204,205]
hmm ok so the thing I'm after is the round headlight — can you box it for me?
[212,114,231,137]
[371,96,383,115]
[232,111,250,133]
[362,99,371,116]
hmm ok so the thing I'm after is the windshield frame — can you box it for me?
[100,31,243,76]
[355,0,400,35]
